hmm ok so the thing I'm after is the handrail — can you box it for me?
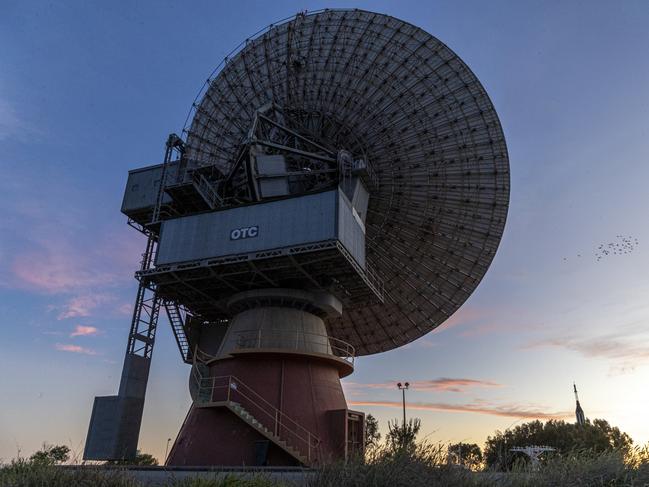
[193,347,217,364]
[190,362,321,464]
[234,329,355,366]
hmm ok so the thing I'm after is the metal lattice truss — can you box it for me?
[227,104,343,202]
[143,239,384,319]
[183,9,510,355]
[510,446,555,468]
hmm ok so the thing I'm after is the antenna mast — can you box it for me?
[574,383,586,426]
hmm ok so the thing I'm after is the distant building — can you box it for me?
[574,383,586,425]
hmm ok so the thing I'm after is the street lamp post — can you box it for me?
[164,438,172,463]
[397,382,409,427]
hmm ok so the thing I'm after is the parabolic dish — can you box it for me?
[184,9,510,355]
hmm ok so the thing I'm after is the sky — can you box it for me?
[1,0,649,463]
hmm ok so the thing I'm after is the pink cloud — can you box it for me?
[8,228,142,295]
[437,306,541,338]
[349,400,571,420]
[347,378,503,394]
[117,303,133,316]
[55,343,97,355]
[439,306,491,331]
[70,325,99,337]
[12,247,118,294]
[57,294,112,320]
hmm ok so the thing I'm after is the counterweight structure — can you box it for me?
[84,9,510,466]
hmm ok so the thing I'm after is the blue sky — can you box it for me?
[1,0,648,462]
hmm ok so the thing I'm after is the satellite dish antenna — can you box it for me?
[83,9,509,467]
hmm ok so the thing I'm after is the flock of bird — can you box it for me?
[562,235,639,262]
[595,235,639,261]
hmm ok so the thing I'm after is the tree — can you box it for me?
[364,414,381,450]
[106,450,158,466]
[29,444,70,465]
[385,418,421,454]
[484,419,633,470]
[448,442,483,470]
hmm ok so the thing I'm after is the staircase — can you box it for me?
[190,365,321,466]
[164,301,191,363]
[227,401,309,465]
[192,172,224,210]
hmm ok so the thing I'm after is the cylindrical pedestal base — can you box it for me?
[167,289,362,467]
[166,354,353,466]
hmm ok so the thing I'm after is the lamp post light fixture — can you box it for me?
[397,382,410,427]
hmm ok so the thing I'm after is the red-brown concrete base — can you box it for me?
[166,406,301,466]
[166,354,357,466]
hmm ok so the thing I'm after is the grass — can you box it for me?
[2,444,649,486]
[310,443,649,487]
[0,458,139,486]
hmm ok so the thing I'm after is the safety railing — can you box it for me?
[234,329,355,367]
[191,364,321,464]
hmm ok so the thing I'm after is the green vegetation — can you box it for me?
[385,418,421,454]
[106,450,159,466]
[363,414,381,450]
[0,459,140,486]
[2,420,648,486]
[311,443,649,487]
[28,443,71,465]
[448,442,483,471]
[485,418,634,470]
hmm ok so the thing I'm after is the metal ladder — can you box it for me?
[164,301,192,364]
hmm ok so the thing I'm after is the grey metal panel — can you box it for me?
[117,354,151,399]
[259,178,289,198]
[121,163,177,214]
[337,192,366,269]
[84,354,150,460]
[83,395,144,460]
[157,190,337,265]
[256,155,289,198]
[351,181,369,224]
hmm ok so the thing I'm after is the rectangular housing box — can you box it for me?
[121,162,179,224]
[156,189,365,269]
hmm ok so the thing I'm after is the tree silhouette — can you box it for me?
[484,419,633,470]
[386,418,421,454]
[29,444,70,465]
[364,414,381,451]
[448,442,483,470]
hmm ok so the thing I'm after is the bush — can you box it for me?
[29,444,70,465]
[106,450,159,466]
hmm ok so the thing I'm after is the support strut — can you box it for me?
[83,135,182,461]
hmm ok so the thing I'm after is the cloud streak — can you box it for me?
[0,97,42,142]
[12,245,120,295]
[348,378,503,394]
[57,294,112,320]
[435,306,536,338]
[55,343,97,355]
[349,400,572,420]
[70,325,99,337]
[526,324,649,372]
[3,213,143,320]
